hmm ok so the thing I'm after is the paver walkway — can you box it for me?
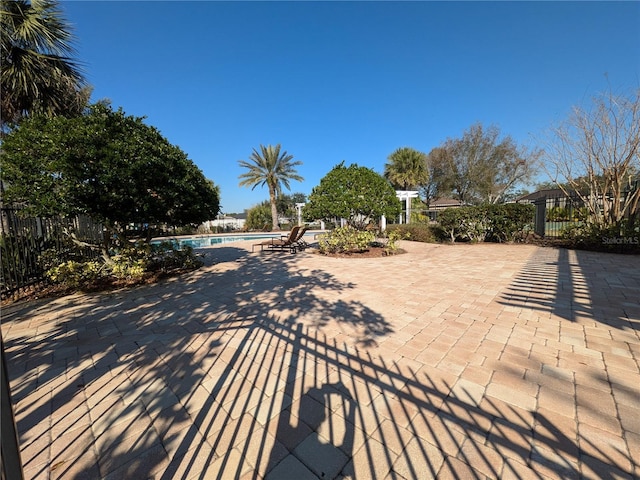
[2,241,639,480]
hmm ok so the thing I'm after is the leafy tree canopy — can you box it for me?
[304,162,401,229]
[426,123,539,205]
[1,103,220,243]
[276,192,307,219]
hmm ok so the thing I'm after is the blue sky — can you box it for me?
[62,1,640,214]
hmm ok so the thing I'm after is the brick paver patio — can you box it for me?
[2,240,639,479]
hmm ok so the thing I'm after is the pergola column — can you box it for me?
[395,190,419,224]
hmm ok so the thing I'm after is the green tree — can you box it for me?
[1,103,220,255]
[276,192,307,221]
[238,144,303,231]
[427,123,539,205]
[245,201,272,231]
[304,162,401,229]
[1,0,89,127]
[384,147,429,191]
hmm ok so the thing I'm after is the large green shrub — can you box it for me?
[486,203,535,243]
[317,226,375,254]
[437,207,490,243]
[245,202,272,231]
[304,163,401,229]
[436,203,534,243]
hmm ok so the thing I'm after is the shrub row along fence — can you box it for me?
[530,186,639,237]
[436,203,535,243]
[0,207,103,299]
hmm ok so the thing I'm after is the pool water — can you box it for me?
[152,234,279,249]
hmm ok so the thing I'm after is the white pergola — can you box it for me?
[395,190,419,224]
[295,203,305,226]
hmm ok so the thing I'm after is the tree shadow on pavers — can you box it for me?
[0,247,388,478]
[2,246,596,479]
[497,247,640,331]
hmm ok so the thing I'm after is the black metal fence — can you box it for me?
[530,187,639,237]
[0,207,103,299]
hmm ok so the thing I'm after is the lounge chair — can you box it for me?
[252,226,300,253]
[294,227,309,250]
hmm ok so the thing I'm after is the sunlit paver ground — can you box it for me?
[2,240,639,479]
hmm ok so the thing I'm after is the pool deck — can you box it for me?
[2,240,639,479]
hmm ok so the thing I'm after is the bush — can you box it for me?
[547,206,569,222]
[317,226,375,254]
[44,241,203,288]
[436,207,490,243]
[148,242,203,271]
[246,203,272,231]
[386,224,436,243]
[46,260,103,288]
[486,203,535,243]
[380,229,409,255]
[561,221,640,253]
[436,204,534,243]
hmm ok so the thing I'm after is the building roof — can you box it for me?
[429,198,464,207]
[516,188,568,202]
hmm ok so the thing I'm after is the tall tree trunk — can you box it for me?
[269,185,279,231]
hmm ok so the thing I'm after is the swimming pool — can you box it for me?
[151,234,279,249]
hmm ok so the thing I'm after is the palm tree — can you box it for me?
[1,0,89,127]
[238,144,303,231]
[384,147,429,190]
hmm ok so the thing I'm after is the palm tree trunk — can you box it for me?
[269,186,279,231]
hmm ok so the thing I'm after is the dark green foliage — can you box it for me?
[386,224,436,243]
[1,0,89,126]
[147,242,203,272]
[436,203,534,243]
[304,162,401,229]
[1,103,220,251]
[437,206,491,243]
[486,203,535,242]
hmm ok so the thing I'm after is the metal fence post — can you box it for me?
[1,333,24,480]
[534,197,547,237]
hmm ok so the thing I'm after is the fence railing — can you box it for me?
[0,207,103,299]
[530,187,638,237]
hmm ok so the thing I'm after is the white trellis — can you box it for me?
[395,190,419,224]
